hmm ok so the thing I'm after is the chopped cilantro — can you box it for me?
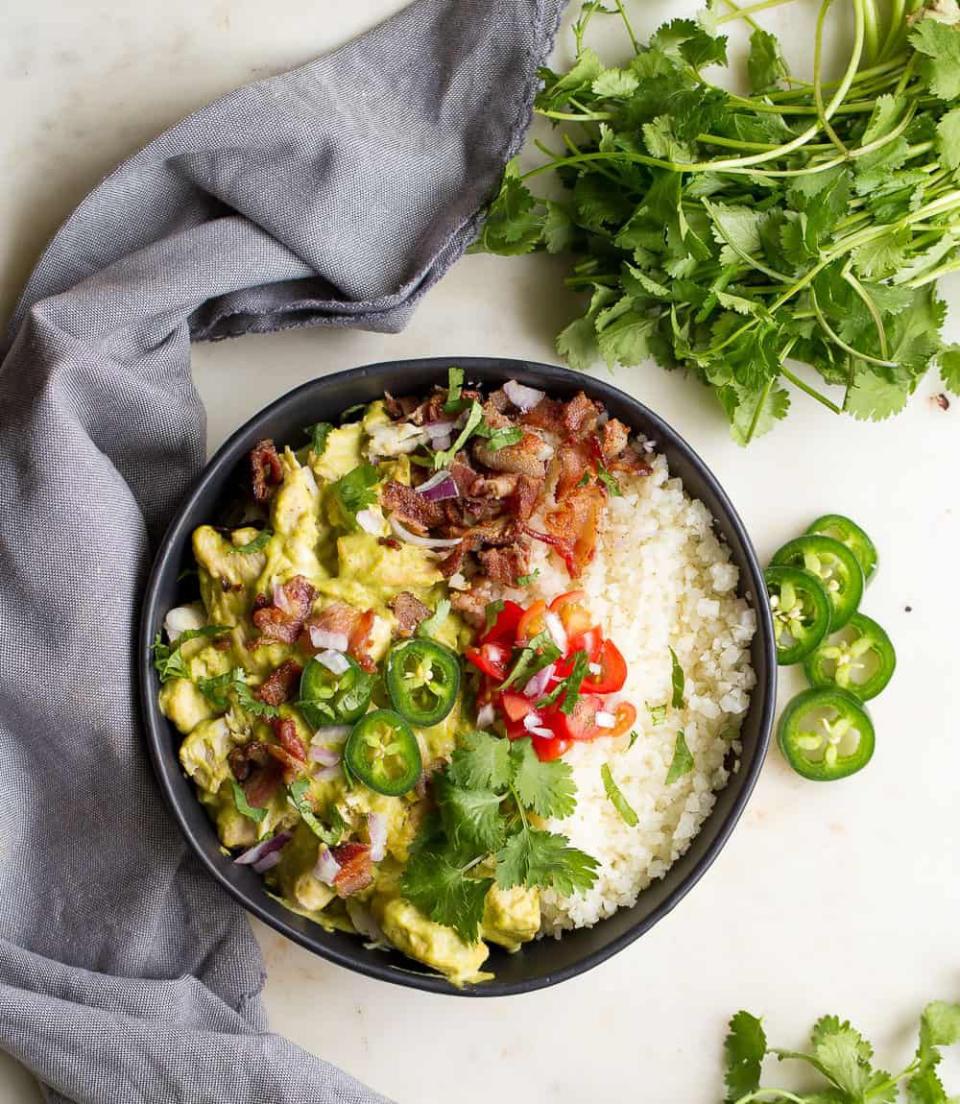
[481,425,524,451]
[330,463,379,529]
[152,625,229,683]
[558,649,589,715]
[231,780,267,823]
[499,631,561,691]
[287,779,342,844]
[628,729,639,748]
[669,647,685,709]
[442,366,467,414]
[197,667,280,719]
[647,703,667,726]
[483,599,505,633]
[232,529,272,555]
[597,466,623,497]
[339,403,366,422]
[515,569,540,587]
[600,762,638,827]
[433,400,484,469]
[576,469,592,488]
[401,734,597,941]
[304,422,333,458]
[666,730,694,784]
[417,598,450,639]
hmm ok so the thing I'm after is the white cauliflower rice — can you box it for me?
[500,451,757,937]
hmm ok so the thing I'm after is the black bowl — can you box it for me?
[139,356,776,996]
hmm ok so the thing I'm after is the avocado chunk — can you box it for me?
[159,678,215,735]
[178,717,233,792]
[482,885,541,953]
[377,898,490,985]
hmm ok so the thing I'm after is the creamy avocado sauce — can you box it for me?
[157,399,540,985]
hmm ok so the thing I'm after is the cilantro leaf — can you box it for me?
[152,624,229,683]
[484,599,505,634]
[596,466,623,497]
[401,842,493,943]
[936,106,960,170]
[436,776,505,854]
[500,631,561,691]
[509,738,577,819]
[449,730,513,792]
[941,346,960,395]
[515,570,540,587]
[287,779,342,844]
[495,827,598,895]
[669,647,685,708]
[197,667,280,719]
[747,28,787,93]
[417,598,450,639]
[844,371,912,422]
[558,649,590,715]
[330,464,380,528]
[304,422,333,458]
[724,1011,767,1104]
[232,529,273,555]
[666,730,694,783]
[910,17,960,101]
[443,366,465,413]
[600,763,638,827]
[477,424,524,451]
[472,163,543,255]
[556,314,601,371]
[231,780,267,823]
[433,401,485,469]
[647,703,667,725]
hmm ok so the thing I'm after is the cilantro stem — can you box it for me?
[780,365,843,414]
[907,258,960,288]
[809,286,899,368]
[613,0,640,53]
[813,0,853,157]
[841,264,889,357]
[715,0,796,24]
[744,378,774,445]
[733,1092,808,1104]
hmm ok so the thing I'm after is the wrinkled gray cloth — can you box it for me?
[0,1,563,1100]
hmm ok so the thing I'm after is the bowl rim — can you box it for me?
[138,355,776,997]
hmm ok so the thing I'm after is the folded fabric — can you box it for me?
[0,1,563,1099]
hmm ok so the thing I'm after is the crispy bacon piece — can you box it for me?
[601,418,630,459]
[252,575,316,644]
[271,716,306,762]
[301,601,360,648]
[381,480,444,534]
[473,429,547,479]
[250,439,283,503]
[406,388,480,426]
[477,543,531,586]
[388,592,432,637]
[229,741,284,807]
[544,484,605,576]
[523,524,577,576]
[563,391,603,437]
[554,442,593,499]
[438,540,468,578]
[608,445,652,477]
[383,392,419,419]
[508,474,544,521]
[449,580,499,629]
[448,459,481,496]
[378,536,402,550]
[349,609,377,672]
[520,396,565,435]
[331,842,374,897]
[255,660,302,706]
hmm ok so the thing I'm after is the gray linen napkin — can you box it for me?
[0,1,563,1099]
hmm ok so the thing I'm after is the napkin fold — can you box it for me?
[0,1,563,1099]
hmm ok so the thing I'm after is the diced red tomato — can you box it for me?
[499,691,533,723]
[606,700,638,739]
[465,642,511,681]
[549,590,593,636]
[581,638,628,695]
[531,734,572,761]
[547,694,606,743]
[481,600,524,645]
[516,599,547,642]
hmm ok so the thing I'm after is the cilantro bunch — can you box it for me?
[474,0,960,442]
[723,1000,960,1103]
[400,732,598,941]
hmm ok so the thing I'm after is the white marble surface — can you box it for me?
[2,1,958,1101]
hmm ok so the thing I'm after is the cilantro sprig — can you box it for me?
[330,463,379,529]
[722,1001,960,1103]
[152,625,229,683]
[400,732,598,942]
[474,1,960,443]
[197,667,281,719]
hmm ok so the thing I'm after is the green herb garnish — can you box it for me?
[480,425,524,451]
[287,778,342,845]
[647,703,667,726]
[597,466,623,497]
[628,729,639,748]
[232,529,273,555]
[601,762,638,827]
[339,403,366,422]
[197,667,280,719]
[515,569,540,587]
[152,624,229,683]
[401,732,597,941]
[231,780,267,823]
[666,730,694,784]
[474,2,960,442]
[484,599,505,633]
[330,463,379,529]
[669,647,685,709]
[558,649,589,715]
[443,366,467,414]
[499,631,561,691]
[433,400,485,469]
[304,422,333,458]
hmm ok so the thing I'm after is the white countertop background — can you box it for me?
[2,1,958,1100]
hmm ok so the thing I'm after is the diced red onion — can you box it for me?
[424,420,456,440]
[523,712,544,731]
[310,744,341,767]
[389,515,462,549]
[312,725,351,744]
[503,379,546,413]
[595,710,617,729]
[544,612,568,653]
[346,900,386,944]
[477,703,496,728]
[234,831,291,868]
[253,851,284,874]
[316,649,351,676]
[314,846,341,886]
[529,725,554,738]
[308,626,349,652]
[164,604,205,642]
[367,813,387,862]
[523,663,555,700]
[416,471,460,502]
[589,662,602,676]
[356,508,381,535]
[432,435,452,451]
[272,581,291,614]
[314,764,342,782]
